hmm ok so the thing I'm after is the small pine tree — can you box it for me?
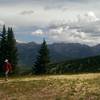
[34,39,50,74]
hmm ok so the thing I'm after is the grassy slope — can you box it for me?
[0,73,100,100]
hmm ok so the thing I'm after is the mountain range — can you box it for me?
[16,42,100,67]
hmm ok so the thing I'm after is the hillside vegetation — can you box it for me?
[0,73,100,100]
[48,55,100,74]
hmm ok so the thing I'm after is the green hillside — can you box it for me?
[48,56,100,74]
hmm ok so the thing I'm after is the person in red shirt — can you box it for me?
[3,59,12,81]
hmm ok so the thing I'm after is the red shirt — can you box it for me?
[3,62,12,72]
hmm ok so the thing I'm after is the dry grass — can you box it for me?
[0,73,100,100]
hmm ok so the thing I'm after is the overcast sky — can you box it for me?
[0,0,100,45]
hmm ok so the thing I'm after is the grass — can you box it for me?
[0,73,100,100]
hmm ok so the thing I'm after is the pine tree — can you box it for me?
[0,25,7,66]
[34,39,50,74]
[7,27,18,72]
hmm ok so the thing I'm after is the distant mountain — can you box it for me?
[16,42,100,67]
[16,42,40,66]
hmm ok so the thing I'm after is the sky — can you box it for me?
[0,0,100,45]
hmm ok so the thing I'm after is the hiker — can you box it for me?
[3,59,12,81]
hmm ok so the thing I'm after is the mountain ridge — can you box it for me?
[16,42,100,67]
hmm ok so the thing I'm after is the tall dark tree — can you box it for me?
[34,39,50,74]
[0,25,8,72]
[7,27,18,72]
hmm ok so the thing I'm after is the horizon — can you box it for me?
[16,39,100,47]
[0,0,100,46]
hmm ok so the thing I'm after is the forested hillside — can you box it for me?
[48,56,100,74]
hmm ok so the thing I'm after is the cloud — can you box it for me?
[0,0,100,28]
[31,11,100,45]
[47,27,100,46]
[20,10,34,15]
[0,0,100,11]
[0,0,100,45]
[16,40,26,43]
[0,20,5,31]
[32,29,44,35]
[78,11,99,23]
[49,27,63,35]
[0,20,4,26]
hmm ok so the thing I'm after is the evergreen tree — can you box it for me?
[7,27,18,72]
[34,39,50,74]
[0,25,7,69]
[0,28,3,73]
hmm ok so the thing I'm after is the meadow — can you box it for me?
[0,73,100,100]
